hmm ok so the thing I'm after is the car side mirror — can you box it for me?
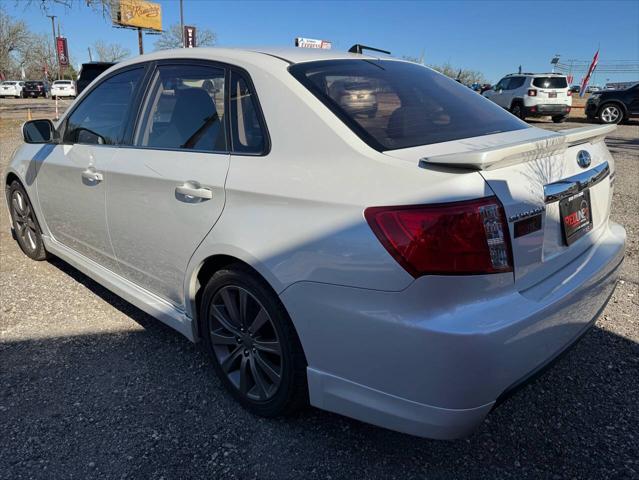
[76,127,106,145]
[22,119,57,144]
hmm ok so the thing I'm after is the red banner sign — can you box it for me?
[184,26,196,48]
[56,37,69,68]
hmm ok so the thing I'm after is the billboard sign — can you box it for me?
[112,0,162,31]
[56,37,69,68]
[295,37,332,49]
[184,25,196,48]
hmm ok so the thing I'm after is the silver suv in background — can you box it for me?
[483,73,572,123]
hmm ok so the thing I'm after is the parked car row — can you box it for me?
[0,79,77,99]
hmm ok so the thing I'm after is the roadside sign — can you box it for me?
[56,37,69,67]
[295,37,332,49]
[184,25,196,48]
[111,0,162,31]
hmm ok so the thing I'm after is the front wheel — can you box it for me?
[598,103,623,124]
[8,181,48,261]
[200,267,308,417]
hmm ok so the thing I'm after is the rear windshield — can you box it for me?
[54,80,72,85]
[290,60,528,151]
[3,81,16,85]
[532,77,568,89]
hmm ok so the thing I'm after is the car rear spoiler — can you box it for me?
[419,124,616,171]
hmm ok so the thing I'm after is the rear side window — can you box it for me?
[290,60,527,151]
[64,68,143,145]
[229,71,266,154]
[532,77,568,89]
[137,64,227,152]
[508,77,525,89]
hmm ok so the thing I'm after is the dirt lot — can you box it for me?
[1,98,638,479]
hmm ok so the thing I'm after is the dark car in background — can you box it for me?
[22,81,49,98]
[586,82,639,124]
[76,62,115,95]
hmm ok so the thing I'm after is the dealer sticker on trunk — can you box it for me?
[559,190,593,245]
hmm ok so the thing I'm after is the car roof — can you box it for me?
[504,72,566,77]
[114,46,385,69]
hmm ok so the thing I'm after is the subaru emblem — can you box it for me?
[577,150,591,169]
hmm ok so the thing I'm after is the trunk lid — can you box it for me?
[385,125,616,292]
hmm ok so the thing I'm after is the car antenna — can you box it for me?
[348,44,391,55]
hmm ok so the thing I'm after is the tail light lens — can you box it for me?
[365,197,513,277]
[567,90,572,96]
[527,89,537,96]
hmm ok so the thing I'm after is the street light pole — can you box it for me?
[180,0,185,48]
[46,15,58,81]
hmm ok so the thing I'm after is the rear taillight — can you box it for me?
[567,90,572,96]
[365,197,513,277]
[527,89,537,96]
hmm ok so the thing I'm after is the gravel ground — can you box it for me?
[1,99,638,479]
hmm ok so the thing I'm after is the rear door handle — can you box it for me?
[175,182,213,202]
[81,167,103,183]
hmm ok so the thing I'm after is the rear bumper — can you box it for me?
[281,222,625,439]
[525,103,571,116]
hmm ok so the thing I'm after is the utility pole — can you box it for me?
[46,15,58,81]
[180,0,185,48]
[138,27,144,55]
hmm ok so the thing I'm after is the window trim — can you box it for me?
[58,64,149,146]
[228,68,271,156]
[129,58,271,157]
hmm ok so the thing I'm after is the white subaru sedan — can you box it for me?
[0,80,25,98]
[5,48,625,439]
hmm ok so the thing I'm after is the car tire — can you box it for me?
[8,181,49,261]
[598,103,624,124]
[552,115,568,123]
[200,266,308,417]
[510,102,525,120]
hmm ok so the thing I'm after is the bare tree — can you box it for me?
[429,62,486,85]
[0,6,30,78]
[20,33,59,80]
[94,40,130,62]
[155,23,216,50]
[26,0,113,18]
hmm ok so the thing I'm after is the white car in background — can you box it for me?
[5,48,625,440]
[0,81,25,98]
[484,73,572,123]
[50,80,76,99]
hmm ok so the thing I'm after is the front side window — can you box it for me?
[137,64,227,152]
[64,68,143,145]
[532,77,568,89]
[290,60,528,151]
[229,71,266,154]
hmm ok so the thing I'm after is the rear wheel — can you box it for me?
[598,103,623,124]
[8,181,48,261]
[510,102,525,120]
[200,267,308,417]
[552,115,568,123]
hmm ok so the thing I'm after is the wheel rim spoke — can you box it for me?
[253,351,281,384]
[239,356,250,395]
[254,339,281,356]
[221,345,243,373]
[212,305,241,336]
[209,329,237,346]
[248,308,268,334]
[249,357,269,399]
[220,288,241,326]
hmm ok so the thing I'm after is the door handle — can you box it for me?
[175,182,213,202]
[81,168,103,183]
